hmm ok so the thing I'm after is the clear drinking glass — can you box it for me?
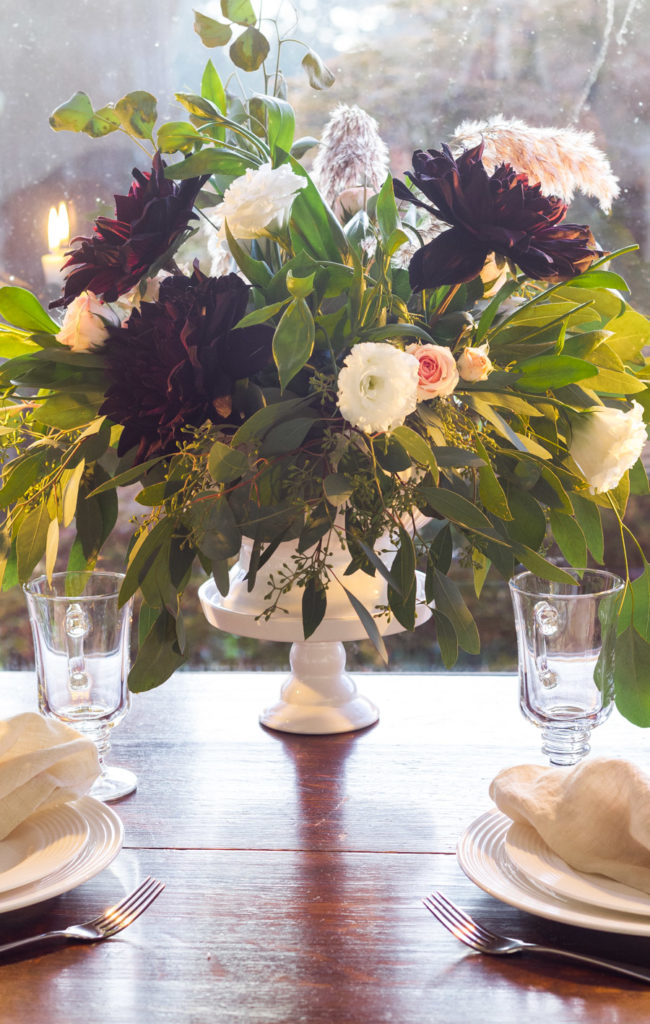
[508,569,624,766]
[24,571,136,801]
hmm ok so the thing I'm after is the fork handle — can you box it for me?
[0,930,69,958]
[525,944,650,984]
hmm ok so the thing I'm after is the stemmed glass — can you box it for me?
[509,569,624,766]
[23,570,137,801]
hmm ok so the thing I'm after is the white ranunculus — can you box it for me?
[569,402,648,494]
[57,291,119,352]
[337,342,419,434]
[216,163,307,240]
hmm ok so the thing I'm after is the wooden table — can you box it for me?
[1,668,650,1023]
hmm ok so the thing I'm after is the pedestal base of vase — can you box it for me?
[199,573,430,735]
[259,639,379,734]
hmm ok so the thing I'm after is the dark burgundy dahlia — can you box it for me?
[393,143,603,291]
[51,153,206,308]
[99,270,273,463]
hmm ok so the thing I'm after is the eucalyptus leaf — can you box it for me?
[193,10,232,46]
[128,608,187,692]
[114,91,157,140]
[434,611,459,668]
[302,576,327,639]
[49,91,93,132]
[272,298,315,391]
[301,49,336,90]
[342,584,388,662]
[221,0,256,24]
[230,26,270,72]
[614,626,650,726]
[430,569,479,654]
[549,509,587,567]
[208,441,249,483]
[16,503,50,583]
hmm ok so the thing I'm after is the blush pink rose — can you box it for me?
[405,343,459,400]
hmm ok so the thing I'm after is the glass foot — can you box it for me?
[89,765,137,802]
[541,725,591,766]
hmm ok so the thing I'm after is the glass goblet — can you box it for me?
[509,569,624,766]
[23,570,136,801]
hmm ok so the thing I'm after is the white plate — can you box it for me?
[457,809,650,936]
[0,796,123,914]
[0,803,89,894]
[505,821,650,918]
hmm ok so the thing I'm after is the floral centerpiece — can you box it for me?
[0,6,649,721]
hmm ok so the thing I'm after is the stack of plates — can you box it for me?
[0,797,123,913]
[458,809,650,935]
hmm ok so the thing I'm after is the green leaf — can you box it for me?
[36,393,101,429]
[618,562,650,638]
[232,395,309,445]
[128,608,187,692]
[272,298,315,391]
[62,459,86,527]
[474,437,511,520]
[430,569,480,654]
[221,0,256,24]
[157,121,204,154]
[208,441,249,483]
[82,105,121,138]
[235,299,289,328]
[0,449,48,509]
[387,528,416,630]
[323,473,353,507]
[516,355,598,391]
[201,59,227,112]
[504,487,546,551]
[391,426,439,481]
[434,610,459,668]
[16,504,50,582]
[301,49,335,90]
[288,161,348,261]
[121,519,175,605]
[187,493,241,562]
[512,543,578,584]
[629,458,650,495]
[418,487,495,535]
[614,626,650,726]
[570,493,604,563]
[477,279,521,343]
[569,269,630,292]
[286,270,315,300]
[114,91,157,140]
[86,456,167,496]
[49,91,93,132]
[45,517,59,582]
[259,416,317,457]
[549,510,587,567]
[342,584,388,662]
[193,10,232,46]
[252,94,295,157]
[224,221,273,288]
[230,26,269,72]
[0,287,59,334]
[375,175,400,244]
[302,576,327,639]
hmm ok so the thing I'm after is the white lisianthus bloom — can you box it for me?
[569,402,648,494]
[215,163,307,240]
[457,342,493,382]
[337,342,419,434]
[57,291,119,352]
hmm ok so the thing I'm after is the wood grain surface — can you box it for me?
[1,669,650,1023]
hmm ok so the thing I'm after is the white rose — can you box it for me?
[337,342,419,434]
[457,343,493,382]
[57,291,119,352]
[216,163,307,240]
[569,402,648,494]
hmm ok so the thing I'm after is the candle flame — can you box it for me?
[47,202,70,251]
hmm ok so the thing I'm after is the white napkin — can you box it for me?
[0,713,100,842]
[490,758,650,894]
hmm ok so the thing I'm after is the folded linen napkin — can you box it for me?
[0,713,100,842]
[490,758,650,894]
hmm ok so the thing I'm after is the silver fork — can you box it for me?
[0,876,164,959]
[423,890,650,983]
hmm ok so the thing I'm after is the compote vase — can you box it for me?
[199,528,430,734]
